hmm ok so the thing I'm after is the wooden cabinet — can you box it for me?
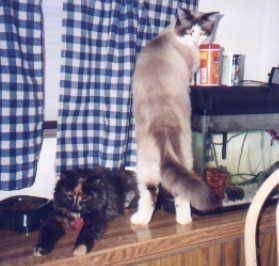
[0,206,276,265]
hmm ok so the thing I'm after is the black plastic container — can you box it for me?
[0,195,52,233]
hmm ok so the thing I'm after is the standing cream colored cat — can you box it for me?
[131,8,221,225]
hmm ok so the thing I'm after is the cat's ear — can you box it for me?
[55,171,68,193]
[60,171,67,179]
[200,12,220,22]
[177,7,194,20]
[199,12,222,35]
[175,8,195,35]
[87,176,105,188]
[59,171,72,182]
[176,7,194,27]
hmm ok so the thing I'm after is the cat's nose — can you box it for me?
[73,196,82,210]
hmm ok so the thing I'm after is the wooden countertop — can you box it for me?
[0,206,276,266]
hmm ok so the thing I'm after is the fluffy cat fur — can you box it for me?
[131,8,221,225]
[34,166,137,256]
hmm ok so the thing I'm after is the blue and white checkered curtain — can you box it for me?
[0,0,44,190]
[57,0,198,172]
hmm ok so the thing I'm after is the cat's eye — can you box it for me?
[64,191,74,199]
[187,29,194,35]
[81,195,92,202]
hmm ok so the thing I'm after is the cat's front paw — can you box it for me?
[175,214,192,225]
[175,198,192,225]
[33,246,49,256]
[73,244,87,256]
[130,211,152,225]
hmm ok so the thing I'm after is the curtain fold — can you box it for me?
[0,0,44,190]
[57,0,198,172]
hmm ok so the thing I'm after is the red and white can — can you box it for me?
[198,43,222,86]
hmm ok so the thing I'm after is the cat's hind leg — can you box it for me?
[130,181,159,225]
[174,196,192,225]
[130,143,161,225]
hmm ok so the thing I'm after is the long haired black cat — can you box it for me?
[34,166,137,256]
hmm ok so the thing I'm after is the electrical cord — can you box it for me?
[237,132,249,175]
[211,132,244,145]
[210,142,219,168]
[208,131,276,186]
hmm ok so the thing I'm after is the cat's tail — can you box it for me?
[152,125,220,211]
[161,157,221,211]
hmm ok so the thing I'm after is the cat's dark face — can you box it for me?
[54,170,107,213]
[175,8,220,45]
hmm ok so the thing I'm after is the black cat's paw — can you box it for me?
[33,246,49,256]
[73,244,88,256]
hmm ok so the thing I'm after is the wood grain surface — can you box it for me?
[0,206,276,266]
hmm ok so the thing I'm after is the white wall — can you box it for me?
[200,0,279,81]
